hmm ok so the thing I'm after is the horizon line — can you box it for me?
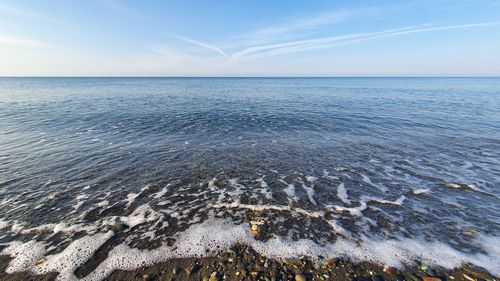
[1,76,500,78]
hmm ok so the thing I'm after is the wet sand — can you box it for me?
[1,244,497,281]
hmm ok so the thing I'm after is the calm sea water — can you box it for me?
[0,78,499,279]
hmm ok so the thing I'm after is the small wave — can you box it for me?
[2,217,499,281]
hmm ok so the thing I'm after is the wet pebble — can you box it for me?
[324,258,337,267]
[284,258,302,267]
[187,263,202,274]
[462,273,475,281]
[236,260,245,270]
[422,277,441,281]
[420,264,429,271]
[172,266,180,275]
[107,222,128,232]
[463,265,494,280]
[251,223,260,238]
[383,265,398,275]
[408,274,422,281]
[209,271,218,281]
[295,274,307,281]
[142,273,157,281]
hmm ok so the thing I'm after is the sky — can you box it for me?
[0,0,500,76]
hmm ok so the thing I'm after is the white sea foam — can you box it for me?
[125,185,151,208]
[47,192,58,200]
[115,204,163,228]
[96,200,109,207]
[305,176,318,183]
[301,184,316,205]
[0,219,9,230]
[333,201,367,217]
[445,182,482,192]
[256,176,268,188]
[152,187,168,199]
[337,183,350,204]
[323,169,339,180]
[2,218,499,281]
[367,195,406,206]
[0,174,494,280]
[2,231,113,281]
[227,178,245,201]
[208,178,217,191]
[74,194,88,210]
[411,188,430,195]
[362,174,373,184]
[446,183,462,189]
[361,174,388,192]
[125,193,139,208]
[283,184,297,201]
[256,176,273,199]
[11,221,97,235]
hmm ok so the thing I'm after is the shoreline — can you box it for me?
[1,244,497,281]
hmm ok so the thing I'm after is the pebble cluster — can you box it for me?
[1,242,498,281]
[94,245,499,281]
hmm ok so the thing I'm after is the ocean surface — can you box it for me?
[0,77,499,280]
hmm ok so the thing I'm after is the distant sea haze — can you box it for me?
[0,77,499,280]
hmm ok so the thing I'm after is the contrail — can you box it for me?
[234,21,500,60]
[167,33,229,58]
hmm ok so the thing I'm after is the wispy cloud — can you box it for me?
[0,2,59,22]
[231,26,417,60]
[97,0,142,18]
[232,21,500,60]
[165,33,229,58]
[219,6,385,50]
[255,10,353,36]
[0,34,55,48]
[150,20,500,62]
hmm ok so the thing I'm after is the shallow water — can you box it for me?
[0,78,499,279]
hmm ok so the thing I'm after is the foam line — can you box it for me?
[302,183,317,205]
[0,219,9,230]
[3,231,114,281]
[362,174,388,192]
[4,218,498,281]
[411,188,430,195]
[337,183,350,204]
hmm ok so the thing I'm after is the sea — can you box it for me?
[0,77,499,280]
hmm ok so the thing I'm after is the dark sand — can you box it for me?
[0,244,497,281]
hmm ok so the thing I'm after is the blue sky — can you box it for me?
[1,0,499,76]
